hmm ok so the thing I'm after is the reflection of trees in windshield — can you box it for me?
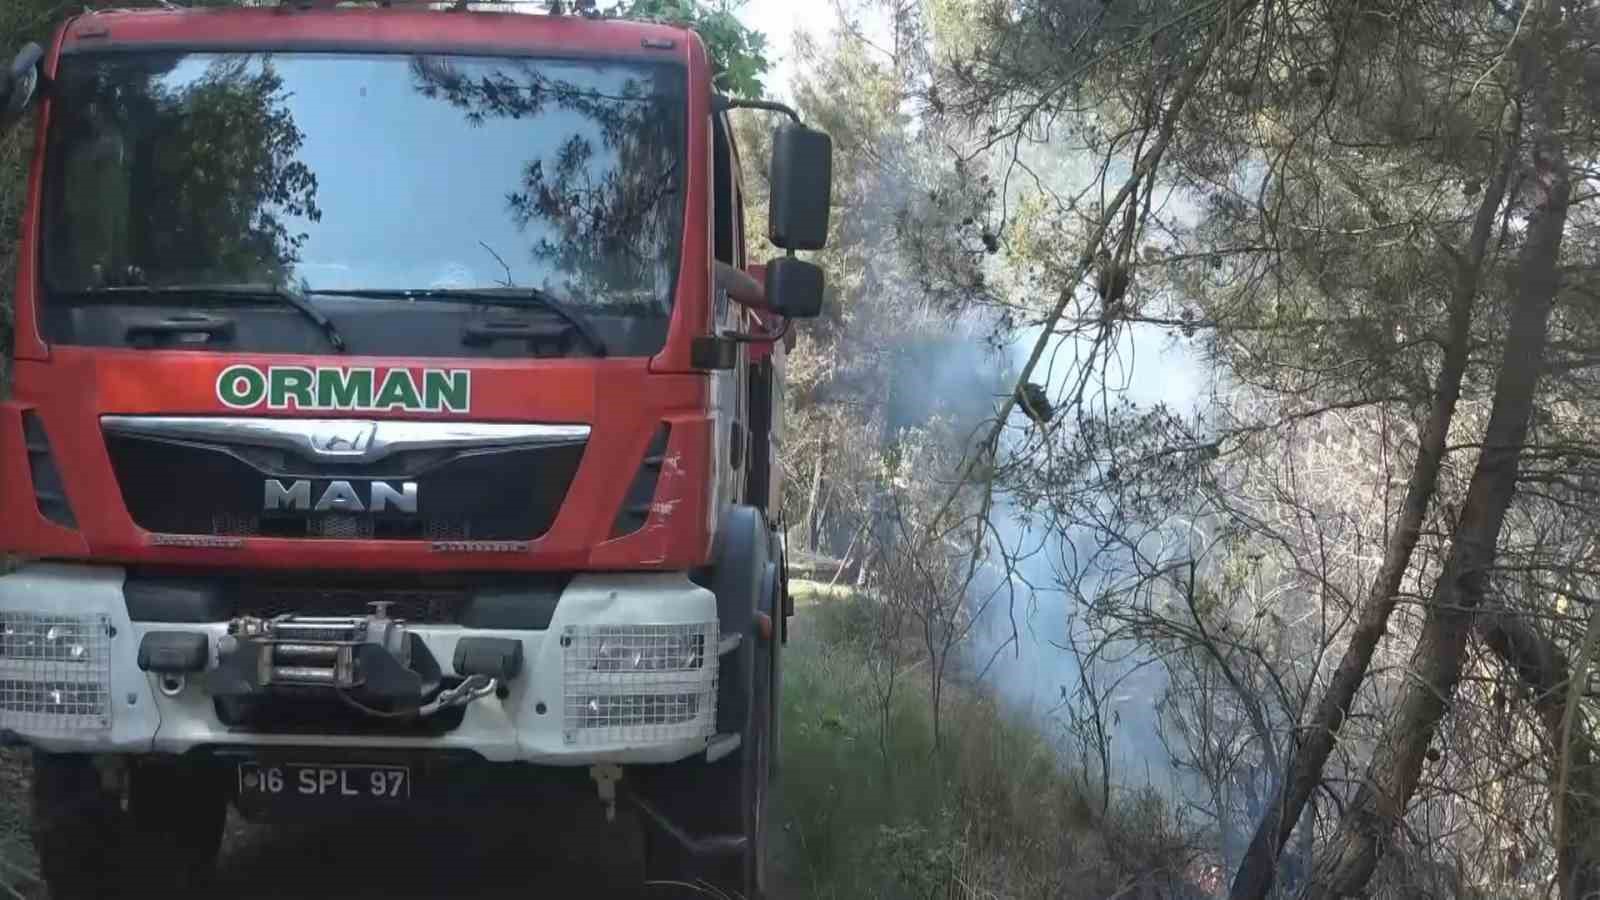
[46,54,320,289]
[45,52,683,316]
[410,58,683,312]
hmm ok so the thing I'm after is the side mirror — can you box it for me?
[764,256,824,319]
[768,123,833,252]
[0,43,45,135]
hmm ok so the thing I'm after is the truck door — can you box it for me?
[711,111,747,508]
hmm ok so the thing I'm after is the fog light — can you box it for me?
[562,623,716,746]
[576,692,702,725]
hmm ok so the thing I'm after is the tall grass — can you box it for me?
[772,590,1208,900]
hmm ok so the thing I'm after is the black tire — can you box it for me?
[765,555,785,785]
[642,647,773,900]
[752,558,779,892]
[31,752,119,900]
[32,752,226,900]
[703,622,773,899]
[645,507,775,899]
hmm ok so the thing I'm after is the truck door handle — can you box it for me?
[124,314,235,347]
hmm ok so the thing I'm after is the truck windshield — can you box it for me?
[39,51,686,356]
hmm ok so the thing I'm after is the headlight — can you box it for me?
[562,622,717,745]
[0,612,101,663]
[586,627,705,673]
[0,612,112,733]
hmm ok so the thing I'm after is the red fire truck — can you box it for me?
[0,2,830,896]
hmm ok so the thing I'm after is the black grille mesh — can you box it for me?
[105,434,583,542]
[235,584,469,623]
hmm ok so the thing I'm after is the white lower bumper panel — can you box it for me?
[0,563,720,764]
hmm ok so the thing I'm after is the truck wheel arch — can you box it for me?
[701,504,773,738]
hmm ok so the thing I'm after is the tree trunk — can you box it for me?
[1299,9,1570,893]
[806,430,829,552]
[1555,602,1600,900]
[1478,605,1600,899]
[815,487,834,554]
[1228,83,1522,900]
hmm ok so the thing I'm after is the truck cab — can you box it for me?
[0,5,830,897]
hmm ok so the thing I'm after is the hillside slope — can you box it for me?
[771,583,1212,900]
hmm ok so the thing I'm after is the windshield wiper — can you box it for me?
[309,288,607,357]
[57,283,346,352]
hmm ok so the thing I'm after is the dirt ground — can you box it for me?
[0,748,723,899]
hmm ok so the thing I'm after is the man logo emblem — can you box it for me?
[308,422,377,456]
[263,479,419,514]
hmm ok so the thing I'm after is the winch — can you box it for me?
[206,602,458,712]
[227,601,411,689]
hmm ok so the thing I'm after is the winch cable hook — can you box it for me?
[335,674,499,720]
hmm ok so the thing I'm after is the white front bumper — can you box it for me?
[0,563,721,765]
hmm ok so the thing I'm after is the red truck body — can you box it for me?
[0,7,825,895]
[0,7,760,573]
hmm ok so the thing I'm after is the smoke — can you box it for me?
[882,326,1010,436]
[894,299,1207,802]
[845,125,1221,806]
[969,321,1213,799]
[769,0,1228,822]
[872,290,1216,805]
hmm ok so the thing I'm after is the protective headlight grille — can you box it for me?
[0,612,112,733]
[562,623,717,746]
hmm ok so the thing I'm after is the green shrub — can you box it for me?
[772,592,1202,900]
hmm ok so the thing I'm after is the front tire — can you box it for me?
[32,752,226,900]
[767,548,786,784]
[641,639,773,900]
[698,626,774,899]
[644,507,777,898]
[31,752,119,900]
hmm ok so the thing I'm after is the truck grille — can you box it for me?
[235,585,469,623]
[104,432,585,542]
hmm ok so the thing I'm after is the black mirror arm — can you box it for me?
[0,43,48,134]
[713,94,804,126]
[721,317,790,345]
[10,43,45,88]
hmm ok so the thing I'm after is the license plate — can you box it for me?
[237,761,410,802]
